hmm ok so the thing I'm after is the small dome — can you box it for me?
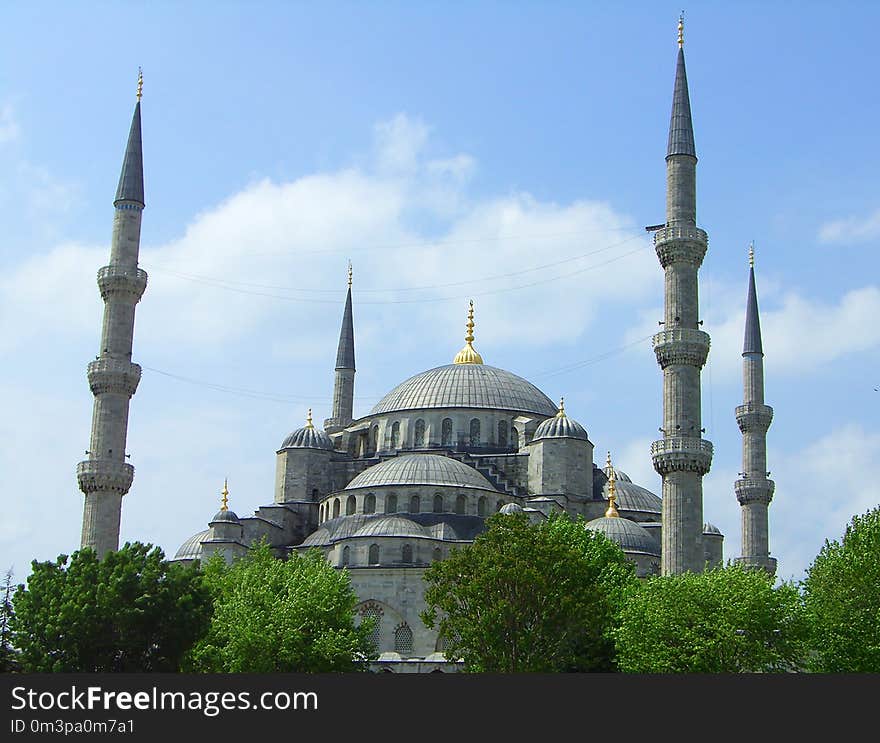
[174,529,210,560]
[301,526,333,547]
[353,515,429,539]
[346,453,495,491]
[532,402,588,442]
[703,522,722,535]
[210,509,240,524]
[603,481,662,516]
[586,516,660,556]
[280,425,333,450]
[499,502,524,515]
[430,522,459,540]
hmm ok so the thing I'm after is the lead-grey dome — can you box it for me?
[533,413,588,441]
[210,509,240,524]
[353,515,429,539]
[499,502,524,515]
[345,453,495,491]
[602,481,662,516]
[174,529,210,560]
[703,522,722,535]
[586,517,660,556]
[370,364,557,417]
[280,425,333,450]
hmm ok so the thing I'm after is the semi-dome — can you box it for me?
[602,481,662,516]
[345,453,495,491]
[174,529,210,560]
[499,502,524,515]
[532,400,588,441]
[370,364,557,417]
[586,516,660,556]
[353,515,429,539]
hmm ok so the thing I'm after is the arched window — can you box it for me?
[394,623,414,657]
[319,504,324,522]
[360,602,382,651]
[469,418,481,447]
[391,421,400,449]
[386,493,398,513]
[433,547,442,562]
[455,494,466,515]
[498,420,508,447]
[365,493,376,514]
[371,425,379,452]
[414,419,425,448]
[478,496,487,516]
[441,418,453,447]
[433,493,444,513]
[346,495,356,515]
[342,546,350,566]
[402,544,413,563]
[512,428,519,450]
[332,498,340,518]
[369,544,380,565]
[409,494,420,513]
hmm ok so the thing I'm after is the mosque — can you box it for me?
[75,20,777,671]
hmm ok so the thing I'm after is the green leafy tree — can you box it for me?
[802,506,880,672]
[10,543,212,672]
[0,567,18,672]
[421,512,638,672]
[614,563,808,673]
[185,542,375,672]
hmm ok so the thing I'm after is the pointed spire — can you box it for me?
[453,300,484,365]
[335,265,356,371]
[114,70,145,206]
[605,452,620,518]
[667,18,696,159]
[743,243,764,355]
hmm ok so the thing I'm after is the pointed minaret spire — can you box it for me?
[77,70,149,557]
[668,16,696,159]
[325,265,356,433]
[735,245,776,575]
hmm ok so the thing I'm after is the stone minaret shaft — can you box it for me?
[651,26,713,575]
[735,254,776,575]
[76,88,147,557]
[324,269,355,433]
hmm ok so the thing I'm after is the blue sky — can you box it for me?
[2,1,879,585]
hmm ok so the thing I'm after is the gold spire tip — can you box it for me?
[453,300,484,364]
[678,12,684,48]
[556,397,566,418]
[137,67,143,101]
[749,242,755,268]
[221,478,229,511]
[306,408,314,429]
[605,452,619,517]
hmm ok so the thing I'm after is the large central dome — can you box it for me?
[370,364,557,417]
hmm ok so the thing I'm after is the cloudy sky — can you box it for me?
[2,1,878,585]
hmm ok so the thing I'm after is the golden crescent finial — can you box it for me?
[221,478,229,511]
[306,408,314,429]
[453,300,484,364]
[137,67,143,101]
[556,397,566,418]
[605,452,619,517]
[749,242,755,268]
[678,12,684,49]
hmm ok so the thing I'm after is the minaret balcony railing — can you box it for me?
[735,477,775,505]
[97,265,148,303]
[87,358,142,397]
[652,225,708,247]
[76,459,135,495]
[651,436,713,475]
[652,328,710,368]
[654,225,708,268]
[735,403,774,432]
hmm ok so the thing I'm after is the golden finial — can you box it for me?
[556,397,566,418]
[678,13,684,49]
[347,261,353,289]
[137,67,143,101]
[221,478,229,512]
[749,242,755,268]
[605,451,619,518]
[305,408,314,429]
[453,300,484,364]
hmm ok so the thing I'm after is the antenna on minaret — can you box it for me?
[137,67,143,101]
[749,241,755,268]
[678,11,684,48]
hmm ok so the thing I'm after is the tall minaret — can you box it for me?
[76,71,148,557]
[324,264,355,433]
[734,246,777,575]
[651,17,713,575]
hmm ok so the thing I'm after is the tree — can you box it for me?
[185,542,375,672]
[421,512,638,672]
[614,563,808,673]
[10,543,212,672]
[0,567,18,672]
[801,506,880,672]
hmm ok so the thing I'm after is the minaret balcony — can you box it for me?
[654,225,708,267]
[651,436,713,475]
[735,477,775,505]
[76,459,135,495]
[97,265,148,303]
[735,403,774,432]
[87,358,142,396]
[652,328,710,368]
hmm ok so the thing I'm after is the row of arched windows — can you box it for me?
[321,493,510,522]
[370,417,521,451]
[342,543,443,566]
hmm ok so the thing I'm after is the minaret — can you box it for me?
[651,17,713,575]
[76,71,148,557]
[734,246,777,575]
[324,264,355,433]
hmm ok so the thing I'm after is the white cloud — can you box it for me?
[0,104,19,145]
[819,208,880,244]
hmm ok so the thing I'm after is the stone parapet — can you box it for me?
[97,265,148,303]
[735,403,774,432]
[654,225,708,267]
[77,459,134,495]
[87,358,142,396]
[734,555,778,576]
[653,328,710,368]
[735,477,775,505]
[651,436,713,475]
